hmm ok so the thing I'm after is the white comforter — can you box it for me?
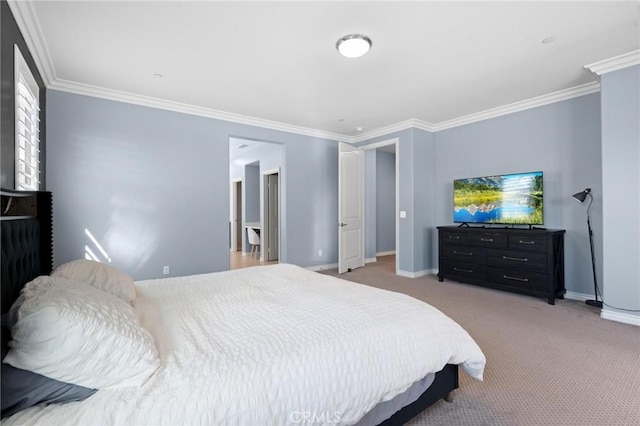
[5,264,485,426]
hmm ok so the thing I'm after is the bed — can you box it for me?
[1,189,485,425]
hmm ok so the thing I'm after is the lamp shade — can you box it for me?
[572,188,591,203]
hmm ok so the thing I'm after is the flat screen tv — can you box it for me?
[453,171,543,225]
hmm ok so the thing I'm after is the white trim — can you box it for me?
[564,291,593,302]
[7,0,54,86]
[48,79,347,142]
[376,250,396,257]
[351,119,436,144]
[365,257,377,264]
[601,310,640,327]
[358,137,399,151]
[306,263,338,272]
[397,269,435,278]
[432,82,601,131]
[585,50,640,76]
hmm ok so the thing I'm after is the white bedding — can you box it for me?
[4,264,485,425]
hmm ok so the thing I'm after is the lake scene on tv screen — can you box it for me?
[453,172,543,224]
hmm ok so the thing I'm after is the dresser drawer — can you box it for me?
[487,249,547,271]
[441,231,466,245]
[441,246,487,262]
[441,261,487,281]
[488,267,547,291]
[466,232,508,248]
[508,235,547,252]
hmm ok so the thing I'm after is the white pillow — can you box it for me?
[4,276,160,389]
[51,259,136,302]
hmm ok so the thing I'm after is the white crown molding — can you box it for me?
[432,81,601,132]
[351,119,436,144]
[7,0,56,86]
[49,79,347,142]
[585,50,640,76]
[47,76,600,145]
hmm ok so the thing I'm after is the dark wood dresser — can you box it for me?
[437,226,565,304]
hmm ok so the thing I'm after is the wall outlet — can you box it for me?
[400,211,407,219]
[318,249,323,257]
[163,265,170,275]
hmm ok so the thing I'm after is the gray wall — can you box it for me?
[364,150,377,260]
[244,164,260,223]
[433,94,602,296]
[47,90,338,280]
[600,65,640,317]
[375,151,395,253]
[412,129,436,274]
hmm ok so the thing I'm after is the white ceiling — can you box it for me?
[13,1,640,138]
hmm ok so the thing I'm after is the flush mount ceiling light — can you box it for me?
[336,34,372,58]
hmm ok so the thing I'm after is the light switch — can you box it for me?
[400,211,407,219]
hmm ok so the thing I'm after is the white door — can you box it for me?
[338,142,365,274]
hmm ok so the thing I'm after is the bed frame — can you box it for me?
[0,188,457,424]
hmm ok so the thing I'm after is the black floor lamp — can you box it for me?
[572,188,602,308]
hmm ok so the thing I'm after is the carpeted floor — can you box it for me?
[320,256,640,425]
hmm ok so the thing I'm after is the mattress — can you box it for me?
[4,264,485,425]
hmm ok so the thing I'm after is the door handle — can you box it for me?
[339,222,347,227]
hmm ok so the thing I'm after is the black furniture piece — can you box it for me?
[437,226,565,304]
[1,189,53,315]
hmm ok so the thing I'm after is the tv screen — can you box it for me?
[453,171,543,225]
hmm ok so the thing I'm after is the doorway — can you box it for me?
[229,137,283,270]
[361,138,399,275]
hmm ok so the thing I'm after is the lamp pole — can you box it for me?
[584,193,602,308]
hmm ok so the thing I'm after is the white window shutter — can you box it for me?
[14,45,40,191]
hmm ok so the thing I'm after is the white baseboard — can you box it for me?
[365,257,377,264]
[397,268,436,278]
[306,263,338,272]
[601,310,640,326]
[564,291,593,301]
[376,250,396,257]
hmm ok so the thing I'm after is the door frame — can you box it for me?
[360,137,399,275]
[261,167,281,262]
[230,178,243,252]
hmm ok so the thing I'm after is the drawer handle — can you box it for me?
[480,238,493,242]
[503,274,529,282]
[502,255,528,262]
[453,250,473,256]
[454,267,473,273]
[448,235,460,240]
[519,240,535,245]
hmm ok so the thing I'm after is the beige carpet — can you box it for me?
[320,257,640,425]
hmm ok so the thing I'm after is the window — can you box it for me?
[14,45,40,190]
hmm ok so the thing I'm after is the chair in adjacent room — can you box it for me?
[247,227,261,257]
